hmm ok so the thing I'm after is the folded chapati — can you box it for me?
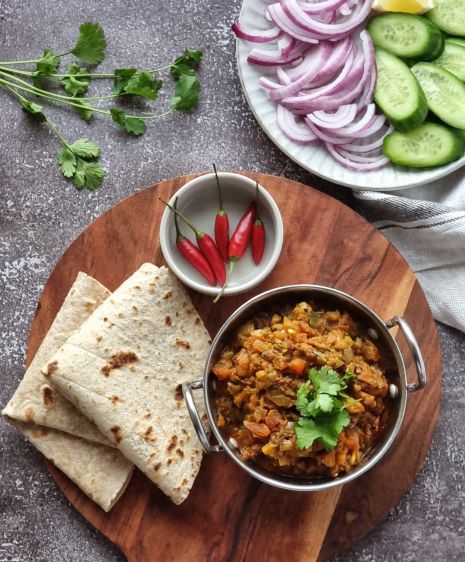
[8,420,132,512]
[3,272,112,445]
[2,272,134,511]
[44,263,211,505]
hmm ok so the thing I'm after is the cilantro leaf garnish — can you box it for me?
[57,137,104,190]
[170,73,200,111]
[20,100,46,122]
[61,63,91,96]
[295,410,350,451]
[113,69,163,100]
[110,108,146,135]
[35,50,60,76]
[71,22,107,64]
[170,49,203,78]
[294,366,353,450]
[74,99,93,121]
[72,160,104,190]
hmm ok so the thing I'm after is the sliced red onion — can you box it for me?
[247,41,308,66]
[325,143,388,170]
[277,105,317,142]
[332,103,376,135]
[336,147,387,164]
[309,104,357,129]
[305,118,354,145]
[342,126,393,153]
[232,22,282,43]
[269,42,331,101]
[258,76,282,90]
[278,34,296,57]
[276,67,292,84]
[268,4,321,43]
[280,0,372,36]
[297,0,349,14]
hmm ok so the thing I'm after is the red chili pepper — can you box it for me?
[173,198,216,286]
[252,182,266,265]
[213,199,256,303]
[213,164,230,263]
[228,201,256,261]
[160,198,226,286]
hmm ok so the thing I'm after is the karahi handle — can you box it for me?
[183,380,223,454]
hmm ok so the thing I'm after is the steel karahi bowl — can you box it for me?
[184,285,426,491]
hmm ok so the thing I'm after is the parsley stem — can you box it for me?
[0,66,36,77]
[44,118,70,148]
[0,81,29,103]
[0,59,42,65]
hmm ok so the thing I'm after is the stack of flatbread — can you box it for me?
[2,263,211,511]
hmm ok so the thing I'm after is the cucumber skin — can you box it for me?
[384,123,465,168]
[368,13,444,61]
[412,62,465,129]
[427,0,465,37]
[375,49,428,132]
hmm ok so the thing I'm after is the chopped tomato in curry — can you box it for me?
[212,302,392,479]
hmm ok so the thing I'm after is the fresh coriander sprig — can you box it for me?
[294,366,356,451]
[0,22,203,191]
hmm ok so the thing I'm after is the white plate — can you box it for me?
[236,0,465,191]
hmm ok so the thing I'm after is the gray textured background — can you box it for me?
[1,1,464,561]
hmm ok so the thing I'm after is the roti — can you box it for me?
[2,272,134,511]
[44,263,211,505]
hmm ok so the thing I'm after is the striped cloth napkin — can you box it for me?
[353,167,465,333]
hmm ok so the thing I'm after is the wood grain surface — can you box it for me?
[26,173,441,562]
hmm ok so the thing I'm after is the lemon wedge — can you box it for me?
[372,0,435,14]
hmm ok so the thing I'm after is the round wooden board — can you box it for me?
[27,173,441,562]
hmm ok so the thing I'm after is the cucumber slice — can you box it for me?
[384,122,465,168]
[374,49,428,131]
[368,13,444,60]
[427,0,465,37]
[412,62,465,129]
[447,37,465,49]
[434,40,465,81]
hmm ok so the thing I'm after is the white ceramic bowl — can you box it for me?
[160,172,284,296]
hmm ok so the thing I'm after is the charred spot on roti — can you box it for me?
[44,360,58,378]
[84,299,96,310]
[96,335,103,343]
[25,408,35,422]
[174,384,183,402]
[42,386,54,407]
[154,462,162,472]
[134,285,141,290]
[110,426,123,444]
[165,315,172,326]
[175,338,190,350]
[32,427,49,438]
[195,318,201,325]
[117,312,125,318]
[143,426,156,443]
[110,395,122,405]
[182,478,188,486]
[103,317,108,322]
[101,351,138,376]
[176,449,184,458]
[132,305,138,311]
[208,339,212,345]
[163,291,173,300]
[181,428,188,435]
[143,411,151,419]
[167,435,177,451]
[178,361,185,370]
[167,458,172,466]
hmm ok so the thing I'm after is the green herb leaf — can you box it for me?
[295,382,310,415]
[58,147,76,177]
[295,410,350,451]
[20,100,46,122]
[309,366,341,396]
[71,22,106,64]
[72,159,104,190]
[307,393,334,416]
[74,99,93,121]
[61,63,91,96]
[110,108,146,135]
[170,48,203,78]
[170,73,200,111]
[35,49,60,76]
[69,138,100,159]
[113,68,162,100]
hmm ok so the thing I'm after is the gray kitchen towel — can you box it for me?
[354,167,465,333]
